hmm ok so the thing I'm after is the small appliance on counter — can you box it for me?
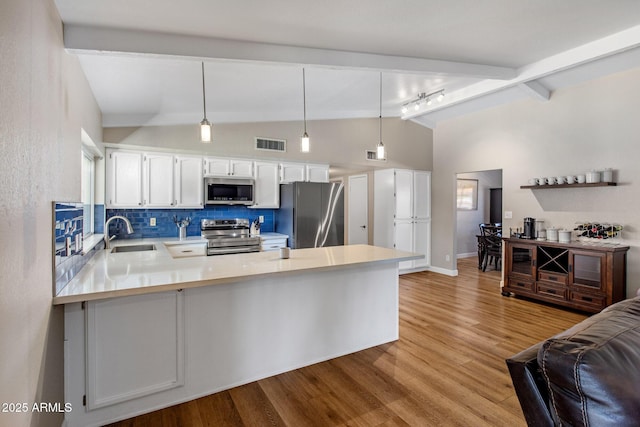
[535,220,546,240]
[523,217,536,239]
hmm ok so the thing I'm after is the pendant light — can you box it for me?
[300,68,310,153]
[376,72,386,160]
[200,62,212,143]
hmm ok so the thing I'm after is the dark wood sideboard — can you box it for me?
[502,237,629,313]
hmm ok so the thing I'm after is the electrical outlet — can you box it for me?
[150,217,156,226]
[259,216,264,223]
[504,211,513,219]
[445,254,450,262]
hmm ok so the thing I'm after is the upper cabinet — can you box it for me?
[144,153,174,207]
[174,156,204,208]
[107,149,202,209]
[106,150,144,207]
[204,157,253,178]
[251,161,280,209]
[306,164,330,183]
[106,148,330,210]
[280,162,306,183]
[280,162,329,183]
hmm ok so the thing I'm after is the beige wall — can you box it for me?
[433,67,640,296]
[0,0,102,426]
[103,117,433,176]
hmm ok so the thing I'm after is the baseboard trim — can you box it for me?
[457,252,476,259]
[427,266,458,276]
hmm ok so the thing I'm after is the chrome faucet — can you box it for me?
[104,215,134,249]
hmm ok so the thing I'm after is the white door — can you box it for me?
[348,174,368,245]
[394,169,413,220]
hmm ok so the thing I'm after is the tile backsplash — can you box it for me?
[54,202,103,295]
[105,205,276,240]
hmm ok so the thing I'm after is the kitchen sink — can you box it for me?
[111,244,157,253]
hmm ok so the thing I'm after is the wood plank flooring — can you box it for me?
[105,258,587,427]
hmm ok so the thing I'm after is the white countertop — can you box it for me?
[53,239,421,305]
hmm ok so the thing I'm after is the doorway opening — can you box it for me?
[454,169,503,270]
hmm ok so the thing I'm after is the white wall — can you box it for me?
[0,0,102,426]
[103,117,433,175]
[433,67,640,296]
[456,170,502,258]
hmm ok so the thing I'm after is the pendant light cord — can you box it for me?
[379,72,382,142]
[202,62,207,119]
[303,68,307,134]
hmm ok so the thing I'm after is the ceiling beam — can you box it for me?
[518,81,550,101]
[63,25,516,80]
[402,24,640,120]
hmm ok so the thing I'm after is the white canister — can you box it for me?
[602,168,613,183]
[558,230,571,243]
[586,170,600,183]
[280,247,290,259]
[547,228,558,242]
[576,175,586,184]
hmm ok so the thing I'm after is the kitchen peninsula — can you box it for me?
[58,242,420,427]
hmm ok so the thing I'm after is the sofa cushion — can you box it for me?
[538,297,640,427]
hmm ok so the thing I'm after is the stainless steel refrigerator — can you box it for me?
[276,182,344,249]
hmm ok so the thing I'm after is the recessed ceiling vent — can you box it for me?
[255,137,286,152]
[366,150,386,161]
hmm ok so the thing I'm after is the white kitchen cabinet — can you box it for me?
[106,149,144,207]
[174,156,204,208]
[107,149,204,209]
[85,291,184,410]
[251,161,280,208]
[374,169,431,272]
[259,232,289,251]
[144,153,174,207]
[280,162,306,183]
[280,162,330,183]
[204,157,253,178]
[306,164,330,183]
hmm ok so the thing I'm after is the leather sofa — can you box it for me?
[506,296,640,426]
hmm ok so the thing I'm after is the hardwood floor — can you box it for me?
[106,258,587,427]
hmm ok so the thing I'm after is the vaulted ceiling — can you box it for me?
[54,0,640,129]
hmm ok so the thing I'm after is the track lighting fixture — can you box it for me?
[401,89,445,114]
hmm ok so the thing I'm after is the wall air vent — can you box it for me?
[255,137,286,152]
[366,150,386,161]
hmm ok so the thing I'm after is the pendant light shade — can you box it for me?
[200,62,212,143]
[376,72,386,160]
[301,68,310,153]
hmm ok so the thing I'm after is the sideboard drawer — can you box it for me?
[538,271,568,285]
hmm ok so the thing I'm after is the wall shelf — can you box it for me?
[520,182,617,189]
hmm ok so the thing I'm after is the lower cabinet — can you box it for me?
[85,291,184,410]
[502,238,629,313]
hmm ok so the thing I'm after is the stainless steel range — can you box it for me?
[201,218,261,256]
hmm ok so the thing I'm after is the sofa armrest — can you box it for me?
[506,343,554,427]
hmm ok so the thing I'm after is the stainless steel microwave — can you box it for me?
[204,177,255,205]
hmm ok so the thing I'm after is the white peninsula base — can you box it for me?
[64,260,401,426]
